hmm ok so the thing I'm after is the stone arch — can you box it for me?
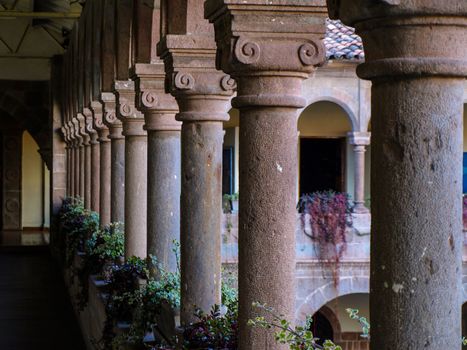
[295,276,369,323]
[304,90,359,132]
[317,304,342,341]
[0,91,50,167]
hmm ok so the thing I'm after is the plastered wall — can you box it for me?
[22,131,50,228]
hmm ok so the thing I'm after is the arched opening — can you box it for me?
[311,293,369,350]
[311,307,336,345]
[297,101,354,197]
[21,130,50,245]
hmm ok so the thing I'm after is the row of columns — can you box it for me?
[58,0,467,349]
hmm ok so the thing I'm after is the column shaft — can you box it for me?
[99,130,111,226]
[147,128,180,272]
[90,137,100,213]
[236,78,301,350]
[353,145,366,211]
[122,120,147,259]
[84,143,92,209]
[180,121,223,322]
[370,78,463,349]
[109,126,125,223]
[74,145,80,199]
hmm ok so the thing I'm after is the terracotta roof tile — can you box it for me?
[325,19,364,61]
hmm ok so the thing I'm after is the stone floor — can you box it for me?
[0,230,50,246]
[0,247,85,349]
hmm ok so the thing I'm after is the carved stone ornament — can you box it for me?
[141,91,159,109]
[234,37,261,65]
[174,72,195,90]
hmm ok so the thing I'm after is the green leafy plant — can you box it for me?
[101,256,149,349]
[75,222,125,309]
[59,198,100,268]
[346,308,369,339]
[248,302,342,350]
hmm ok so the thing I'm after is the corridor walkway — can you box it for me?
[0,247,85,350]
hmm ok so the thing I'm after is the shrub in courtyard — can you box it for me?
[75,222,125,309]
[59,197,99,267]
[102,256,149,349]
[297,191,352,286]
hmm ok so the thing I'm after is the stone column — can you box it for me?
[79,113,92,210]
[91,101,111,227]
[67,121,76,198]
[328,2,467,349]
[102,92,125,224]
[84,108,100,213]
[62,125,71,197]
[348,131,370,213]
[206,2,326,348]
[159,35,235,325]
[134,63,181,273]
[115,80,147,259]
[72,117,83,200]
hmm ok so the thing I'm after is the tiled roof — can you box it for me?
[325,19,365,61]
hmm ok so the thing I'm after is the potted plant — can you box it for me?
[223,193,239,213]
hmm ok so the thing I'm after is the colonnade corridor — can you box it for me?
[0,247,85,350]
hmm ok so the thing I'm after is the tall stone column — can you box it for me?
[206,2,326,348]
[65,122,75,198]
[62,125,71,197]
[328,2,467,349]
[115,80,147,259]
[102,92,125,224]
[91,101,111,227]
[348,131,370,213]
[79,113,92,210]
[159,34,235,324]
[84,108,100,213]
[72,117,83,200]
[134,64,181,273]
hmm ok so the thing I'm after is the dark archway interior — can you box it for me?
[311,310,334,345]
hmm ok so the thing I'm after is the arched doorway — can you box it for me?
[297,101,353,196]
[311,293,370,350]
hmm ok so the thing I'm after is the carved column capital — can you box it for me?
[90,100,106,131]
[132,63,181,132]
[158,34,235,122]
[327,1,467,80]
[205,1,326,110]
[205,1,327,78]
[72,116,84,146]
[347,131,371,147]
[83,108,98,144]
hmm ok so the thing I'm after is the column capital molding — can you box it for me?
[114,80,145,121]
[347,131,371,147]
[101,92,122,129]
[205,1,327,78]
[131,63,181,132]
[158,34,236,97]
[327,1,467,80]
[90,100,108,132]
[83,108,98,143]
[66,120,76,143]
[73,115,85,146]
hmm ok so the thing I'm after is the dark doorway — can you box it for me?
[222,147,234,195]
[311,311,334,345]
[300,138,345,196]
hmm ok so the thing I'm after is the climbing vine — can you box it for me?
[297,191,353,286]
